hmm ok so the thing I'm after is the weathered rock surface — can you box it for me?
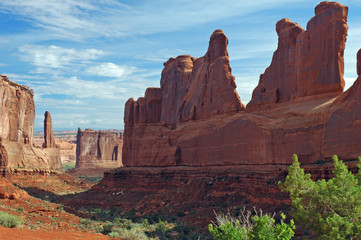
[122,2,358,167]
[43,111,57,148]
[123,29,244,166]
[0,75,61,170]
[247,2,348,108]
[76,128,123,169]
[71,1,361,234]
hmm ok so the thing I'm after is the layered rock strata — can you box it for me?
[0,75,61,169]
[122,2,359,167]
[247,2,348,108]
[76,129,123,169]
[70,1,361,234]
[123,29,244,166]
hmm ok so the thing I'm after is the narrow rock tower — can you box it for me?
[43,111,56,148]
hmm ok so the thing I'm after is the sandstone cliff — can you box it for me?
[69,1,361,233]
[247,2,348,109]
[123,29,244,166]
[122,2,361,167]
[76,129,123,169]
[0,75,61,170]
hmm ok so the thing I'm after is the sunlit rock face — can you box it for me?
[247,2,348,109]
[0,75,61,170]
[121,2,361,168]
[76,128,123,169]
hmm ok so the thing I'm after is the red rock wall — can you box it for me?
[76,129,123,169]
[0,75,35,145]
[0,75,61,170]
[123,30,244,166]
[122,2,361,167]
[247,2,348,108]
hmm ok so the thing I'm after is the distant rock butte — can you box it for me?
[76,128,123,169]
[0,75,61,170]
[122,2,361,167]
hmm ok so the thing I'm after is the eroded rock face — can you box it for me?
[123,29,244,166]
[121,2,361,167]
[0,139,8,168]
[76,129,123,169]
[124,29,243,127]
[43,111,57,148]
[0,75,61,170]
[247,2,348,109]
[323,48,361,159]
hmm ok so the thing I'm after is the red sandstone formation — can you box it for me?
[123,29,244,166]
[247,2,348,108]
[69,1,361,233]
[43,111,57,148]
[0,75,61,170]
[76,128,123,169]
[121,2,361,167]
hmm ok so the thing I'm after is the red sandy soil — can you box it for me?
[0,226,110,240]
[0,171,109,239]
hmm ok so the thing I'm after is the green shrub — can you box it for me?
[0,211,22,228]
[209,209,295,240]
[279,154,361,239]
[62,162,75,171]
[16,207,24,212]
[108,227,151,239]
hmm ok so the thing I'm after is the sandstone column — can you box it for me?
[43,111,56,148]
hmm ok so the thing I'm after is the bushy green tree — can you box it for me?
[279,154,361,239]
[208,209,295,240]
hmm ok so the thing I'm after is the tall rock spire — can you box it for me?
[43,111,56,148]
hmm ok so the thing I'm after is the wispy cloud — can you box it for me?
[0,0,306,41]
[18,45,106,70]
[0,0,129,40]
[86,62,137,78]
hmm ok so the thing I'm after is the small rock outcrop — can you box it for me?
[76,129,123,169]
[247,2,348,109]
[43,111,57,148]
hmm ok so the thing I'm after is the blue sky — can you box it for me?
[0,0,360,131]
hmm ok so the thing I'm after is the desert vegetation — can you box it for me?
[279,154,361,239]
[209,210,295,240]
[0,211,23,228]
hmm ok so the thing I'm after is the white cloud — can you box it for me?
[0,0,129,40]
[86,62,137,78]
[18,45,106,70]
[0,0,306,41]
